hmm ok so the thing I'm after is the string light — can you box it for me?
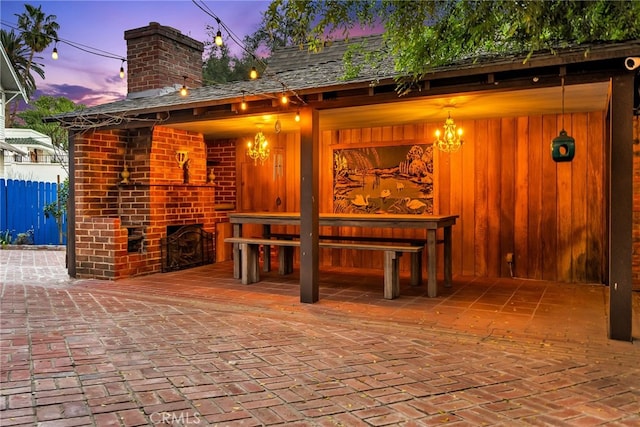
[51,39,58,60]
[180,76,188,97]
[119,59,125,79]
[191,0,310,108]
[280,84,288,104]
[240,90,247,111]
[295,110,300,122]
[215,29,223,46]
[2,20,127,78]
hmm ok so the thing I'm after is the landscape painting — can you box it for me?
[333,144,434,215]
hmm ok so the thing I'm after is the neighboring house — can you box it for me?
[49,22,639,340]
[2,128,68,182]
[0,40,28,177]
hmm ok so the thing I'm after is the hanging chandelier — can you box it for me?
[434,113,463,153]
[246,130,270,165]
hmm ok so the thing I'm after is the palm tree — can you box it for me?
[1,29,44,127]
[16,4,59,68]
[4,4,58,125]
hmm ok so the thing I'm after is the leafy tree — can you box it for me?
[16,95,83,152]
[262,0,640,90]
[43,177,68,245]
[202,27,261,83]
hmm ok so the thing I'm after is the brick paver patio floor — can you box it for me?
[1,249,638,426]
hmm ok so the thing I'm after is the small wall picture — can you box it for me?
[333,144,434,214]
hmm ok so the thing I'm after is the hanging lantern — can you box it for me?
[551,130,575,162]
[551,76,575,162]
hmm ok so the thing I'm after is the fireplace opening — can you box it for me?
[161,224,214,272]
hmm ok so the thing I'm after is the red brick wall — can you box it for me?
[206,140,237,207]
[75,217,127,280]
[73,126,229,280]
[124,22,203,94]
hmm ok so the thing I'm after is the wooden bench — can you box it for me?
[224,237,423,299]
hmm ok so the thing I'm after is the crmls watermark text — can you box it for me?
[150,411,202,425]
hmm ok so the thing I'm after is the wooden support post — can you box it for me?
[383,251,401,299]
[299,107,320,303]
[278,246,294,274]
[427,229,437,297]
[410,252,422,286]
[608,73,633,341]
[444,225,453,287]
[240,243,259,284]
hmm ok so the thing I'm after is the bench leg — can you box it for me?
[383,251,401,299]
[278,246,294,275]
[410,251,422,286]
[240,243,260,284]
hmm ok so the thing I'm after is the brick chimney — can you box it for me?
[124,22,204,96]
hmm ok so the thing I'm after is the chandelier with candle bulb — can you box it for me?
[434,113,463,152]
[247,130,270,165]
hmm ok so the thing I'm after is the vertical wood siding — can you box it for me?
[235,112,607,283]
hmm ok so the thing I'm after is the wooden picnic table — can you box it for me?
[228,212,458,298]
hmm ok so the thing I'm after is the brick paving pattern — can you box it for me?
[1,249,639,426]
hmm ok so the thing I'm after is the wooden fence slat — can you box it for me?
[0,179,7,232]
[0,179,67,245]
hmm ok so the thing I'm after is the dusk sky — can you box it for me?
[1,1,271,106]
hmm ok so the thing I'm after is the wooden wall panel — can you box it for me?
[586,111,605,282]
[499,117,516,278]
[514,117,530,277]
[556,114,573,282]
[487,118,502,277]
[461,119,476,276]
[474,120,489,277]
[447,122,464,275]
[234,112,606,284]
[541,115,558,281]
[528,116,543,280]
[571,114,588,282]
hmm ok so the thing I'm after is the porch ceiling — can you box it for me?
[168,81,610,140]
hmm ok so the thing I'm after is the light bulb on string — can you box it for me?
[250,66,258,80]
[119,59,125,79]
[240,90,247,111]
[180,76,188,97]
[51,40,59,60]
[295,110,300,122]
[215,29,223,46]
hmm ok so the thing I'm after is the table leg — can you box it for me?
[444,225,452,288]
[263,224,271,272]
[232,223,242,279]
[427,229,437,297]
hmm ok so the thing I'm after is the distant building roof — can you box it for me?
[0,140,27,155]
[1,41,28,104]
[4,129,54,151]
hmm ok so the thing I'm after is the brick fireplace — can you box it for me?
[70,22,235,279]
